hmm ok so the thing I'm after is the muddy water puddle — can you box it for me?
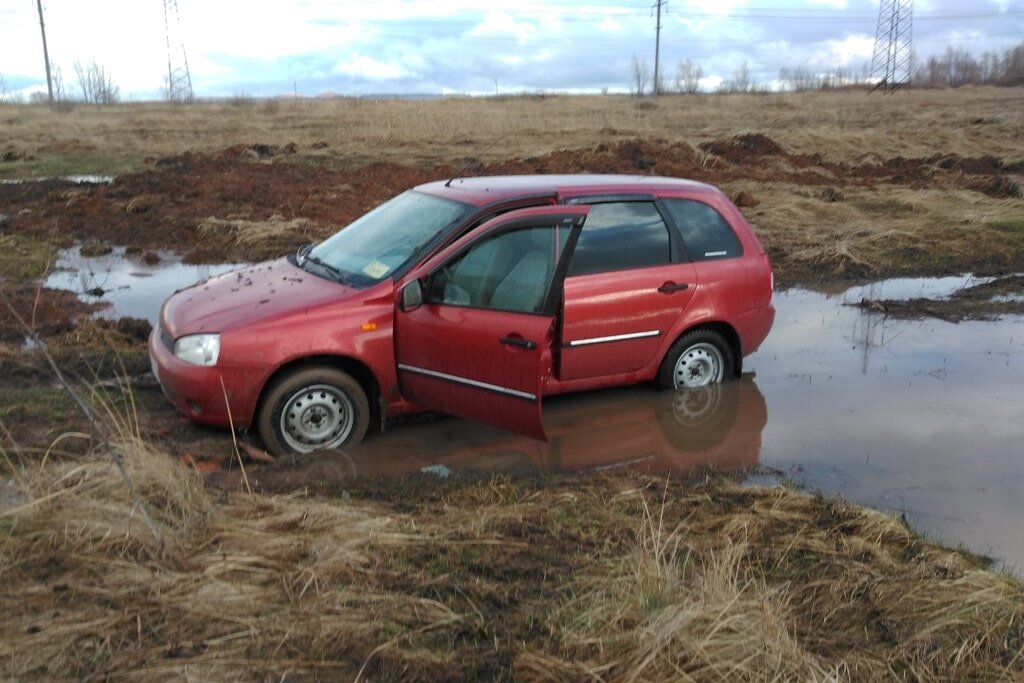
[268,274,1023,574]
[752,284,1024,573]
[44,245,243,324]
[40,250,1023,571]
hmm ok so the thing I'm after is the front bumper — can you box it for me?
[148,327,259,428]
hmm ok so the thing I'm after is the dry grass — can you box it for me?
[3,424,1023,681]
[521,484,1024,682]
[196,214,318,259]
[727,183,1024,282]
[2,87,1022,177]
[0,436,459,679]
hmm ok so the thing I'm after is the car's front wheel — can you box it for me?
[658,329,735,390]
[257,366,370,455]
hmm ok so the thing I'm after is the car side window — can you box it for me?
[662,199,743,261]
[428,225,569,314]
[568,202,670,276]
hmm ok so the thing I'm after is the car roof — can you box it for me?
[415,174,719,207]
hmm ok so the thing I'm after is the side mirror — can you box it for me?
[399,279,423,312]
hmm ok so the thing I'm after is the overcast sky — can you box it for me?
[1,0,1022,99]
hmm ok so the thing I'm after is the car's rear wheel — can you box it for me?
[257,366,370,455]
[658,329,734,390]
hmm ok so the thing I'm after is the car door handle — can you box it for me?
[657,282,690,293]
[499,335,537,350]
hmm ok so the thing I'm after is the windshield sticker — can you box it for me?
[362,260,390,278]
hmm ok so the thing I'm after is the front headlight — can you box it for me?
[174,334,221,366]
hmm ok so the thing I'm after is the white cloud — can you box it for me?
[467,11,538,45]
[1,0,1019,99]
[333,54,411,80]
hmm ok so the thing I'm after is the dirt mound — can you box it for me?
[699,134,787,164]
[2,139,1019,274]
[930,154,1006,174]
[0,283,99,344]
[733,191,760,208]
[971,175,1024,199]
[486,139,707,179]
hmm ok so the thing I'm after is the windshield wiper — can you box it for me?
[297,246,349,284]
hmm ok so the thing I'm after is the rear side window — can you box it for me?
[569,202,670,276]
[663,199,743,261]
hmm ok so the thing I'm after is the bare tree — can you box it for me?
[51,65,65,102]
[73,59,119,104]
[719,61,754,93]
[675,59,703,94]
[730,61,753,92]
[631,55,650,97]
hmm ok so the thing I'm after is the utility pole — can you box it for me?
[35,0,54,103]
[652,0,666,96]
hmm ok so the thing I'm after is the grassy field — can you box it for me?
[2,87,1024,680]
[3,87,1023,174]
[3,87,1023,286]
[3,427,1022,681]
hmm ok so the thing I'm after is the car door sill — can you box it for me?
[397,363,537,401]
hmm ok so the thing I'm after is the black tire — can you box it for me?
[257,366,370,455]
[657,329,735,390]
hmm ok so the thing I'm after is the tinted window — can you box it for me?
[569,203,670,276]
[663,199,743,261]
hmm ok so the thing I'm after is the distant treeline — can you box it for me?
[913,42,1024,88]
[777,41,1024,92]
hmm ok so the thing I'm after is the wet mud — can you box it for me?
[2,139,1024,574]
[2,137,1022,284]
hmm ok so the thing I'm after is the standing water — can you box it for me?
[41,252,1024,573]
[748,281,1024,574]
[44,245,243,325]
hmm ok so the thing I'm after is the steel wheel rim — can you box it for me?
[279,383,354,453]
[673,342,724,389]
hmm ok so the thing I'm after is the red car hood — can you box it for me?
[161,257,358,336]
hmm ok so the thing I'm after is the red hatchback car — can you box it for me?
[149,175,774,454]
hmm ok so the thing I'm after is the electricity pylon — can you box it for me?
[163,0,194,102]
[868,0,913,94]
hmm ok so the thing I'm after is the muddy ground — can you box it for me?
[3,107,1024,677]
[2,135,1022,278]
[1,133,1023,456]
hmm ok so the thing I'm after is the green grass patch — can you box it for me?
[0,235,56,280]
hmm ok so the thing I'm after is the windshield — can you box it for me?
[307,190,471,286]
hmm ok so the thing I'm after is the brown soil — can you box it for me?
[2,138,1021,273]
[1,136,1022,457]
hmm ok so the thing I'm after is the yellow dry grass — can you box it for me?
[727,183,1024,281]
[521,483,1024,682]
[3,429,1023,680]
[2,87,1022,176]
[196,214,318,259]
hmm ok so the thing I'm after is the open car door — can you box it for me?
[393,207,588,440]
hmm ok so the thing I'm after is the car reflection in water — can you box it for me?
[241,375,766,491]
